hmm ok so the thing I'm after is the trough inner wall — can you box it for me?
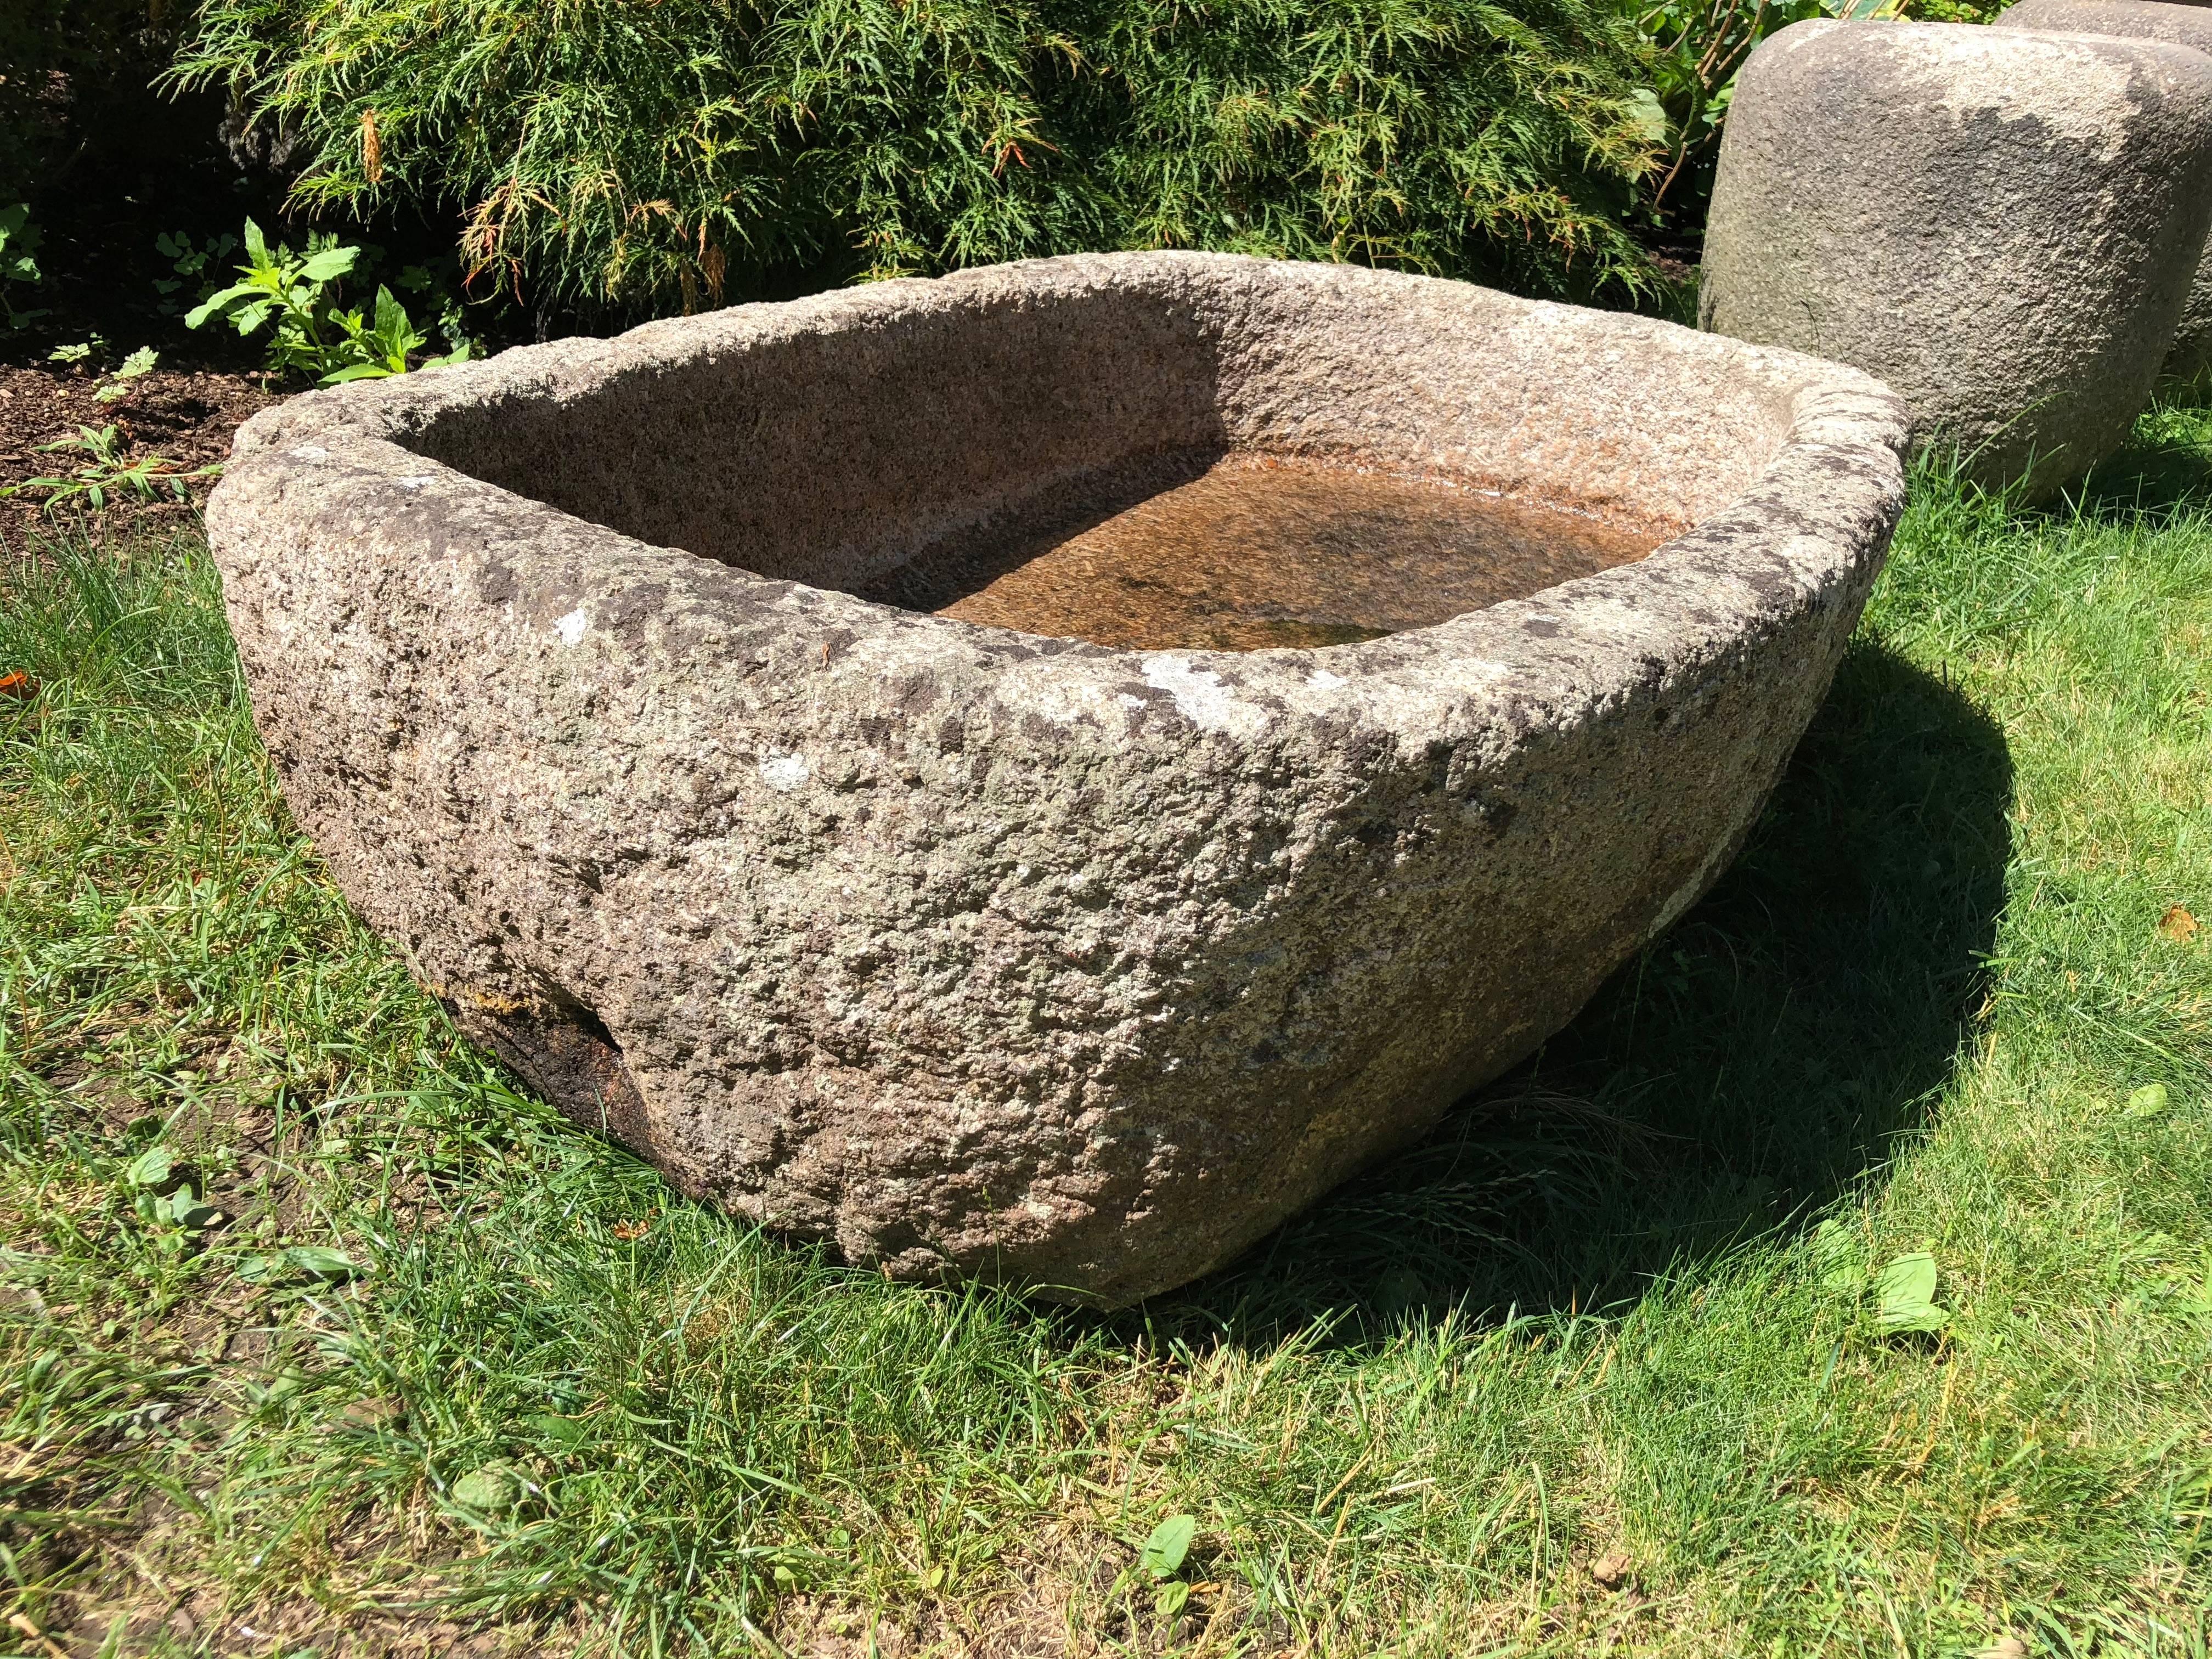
[400,285,1229,592]
[392,270,1798,610]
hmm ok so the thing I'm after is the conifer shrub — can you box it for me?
[171,0,1667,320]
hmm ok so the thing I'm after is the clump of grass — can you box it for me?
[5,405,2212,1653]
[170,0,1666,320]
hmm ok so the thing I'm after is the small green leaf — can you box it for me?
[450,1461,526,1513]
[1154,1579,1192,1618]
[1812,1218,1866,1292]
[2124,1084,2170,1120]
[125,1145,175,1189]
[300,245,359,283]
[527,1412,586,1447]
[285,1245,362,1279]
[1139,1513,1197,1580]
[1874,1251,1950,1335]
[159,1192,221,1231]
[319,363,397,385]
[1627,86,1669,143]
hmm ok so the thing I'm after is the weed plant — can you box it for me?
[171,0,1666,320]
[4,404,2212,1652]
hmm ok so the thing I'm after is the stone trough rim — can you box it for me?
[220,251,1911,733]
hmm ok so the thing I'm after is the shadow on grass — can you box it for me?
[2059,379,2212,524]
[1149,639,2014,1343]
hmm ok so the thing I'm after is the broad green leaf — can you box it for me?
[1140,1513,1197,1579]
[1627,87,1669,143]
[242,217,270,269]
[1812,1218,1865,1292]
[320,363,397,385]
[1874,1252,1949,1334]
[300,245,359,282]
[2124,1084,2170,1120]
[285,1245,362,1279]
[1878,1302,1950,1335]
[125,1145,174,1188]
[162,1195,221,1231]
[451,1462,526,1513]
[1875,1251,1937,1307]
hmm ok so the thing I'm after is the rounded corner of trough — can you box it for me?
[204,252,1912,1306]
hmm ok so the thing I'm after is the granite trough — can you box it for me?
[208,252,1909,1304]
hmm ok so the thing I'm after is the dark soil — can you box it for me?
[0,359,278,545]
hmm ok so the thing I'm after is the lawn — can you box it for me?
[3,403,2210,1656]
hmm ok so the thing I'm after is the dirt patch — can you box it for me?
[1,361,279,544]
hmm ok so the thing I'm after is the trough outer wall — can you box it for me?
[208,254,1909,1306]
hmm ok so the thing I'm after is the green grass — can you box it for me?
[4,404,2211,1656]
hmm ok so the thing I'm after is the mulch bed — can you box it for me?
[1,360,281,546]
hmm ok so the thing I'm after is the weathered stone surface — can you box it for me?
[1999,0,2212,380]
[1701,20,2212,495]
[207,252,1906,1305]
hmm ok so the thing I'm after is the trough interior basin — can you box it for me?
[392,273,1737,650]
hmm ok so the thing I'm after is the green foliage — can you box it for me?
[2126,1082,2172,1120]
[1904,0,2002,19]
[1130,1513,1200,1618]
[238,1244,364,1283]
[1872,1251,1950,1335]
[0,425,218,513]
[95,347,161,404]
[120,1143,224,1236]
[185,218,471,385]
[450,1461,530,1516]
[1,204,44,330]
[172,0,1667,319]
[1637,0,1829,216]
[1630,0,1996,225]
[153,228,240,317]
